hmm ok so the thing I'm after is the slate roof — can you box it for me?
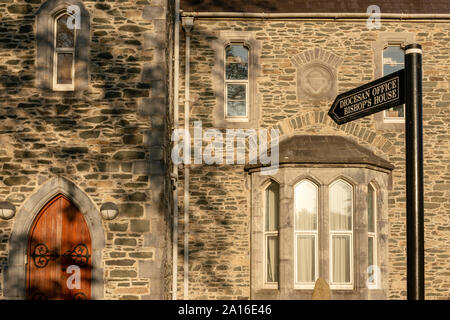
[181,0,450,14]
[245,135,395,171]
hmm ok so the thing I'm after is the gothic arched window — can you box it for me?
[36,1,90,91]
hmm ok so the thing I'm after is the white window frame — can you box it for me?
[293,180,319,289]
[224,43,249,122]
[52,12,76,91]
[329,179,354,290]
[382,44,404,123]
[367,183,378,289]
[263,182,279,289]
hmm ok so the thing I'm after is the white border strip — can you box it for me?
[405,48,423,54]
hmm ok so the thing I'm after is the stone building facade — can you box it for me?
[0,0,172,299]
[0,0,449,300]
[174,1,450,300]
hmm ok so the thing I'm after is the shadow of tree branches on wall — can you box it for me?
[0,0,170,300]
[175,17,269,299]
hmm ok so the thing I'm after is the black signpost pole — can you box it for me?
[404,43,424,300]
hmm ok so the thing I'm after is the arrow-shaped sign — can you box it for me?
[328,69,405,125]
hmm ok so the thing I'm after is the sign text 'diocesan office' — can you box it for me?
[340,77,399,115]
[328,69,405,125]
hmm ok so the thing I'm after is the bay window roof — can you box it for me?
[245,135,395,171]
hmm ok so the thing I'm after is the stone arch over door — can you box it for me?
[4,177,104,299]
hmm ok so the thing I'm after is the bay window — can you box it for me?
[249,135,392,299]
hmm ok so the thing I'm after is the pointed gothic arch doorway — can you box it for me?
[4,177,104,300]
[26,194,92,300]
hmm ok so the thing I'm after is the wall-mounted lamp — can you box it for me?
[100,202,119,220]
[0,202,16,220]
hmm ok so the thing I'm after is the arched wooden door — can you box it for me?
[26,194,92,300]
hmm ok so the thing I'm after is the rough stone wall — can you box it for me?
[177,19,450,299]
[177,165,251,300]
[0,0,171,300]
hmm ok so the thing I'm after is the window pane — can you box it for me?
[330,181,352,231]
[266,236,279,283]
[383,46,404,118]
[383,64,403,76]
[227,101,246,117]
[56,15,75,48]
[383,46,404,66]
[368,184,375,233]
[227,84,246,100]
[385,105,404,118]
[226,45,248,80]
[296,235,315,283]
[265,183,279,232]
[56,53,73,84]
[332,235,351,283]
[368,236,375,284]
[294,180,317,231]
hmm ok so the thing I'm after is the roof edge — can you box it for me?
[244,161,395,173]
[181,12,450,20]
[244,135,395,172]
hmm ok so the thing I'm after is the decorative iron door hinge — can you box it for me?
[30,243,90,269]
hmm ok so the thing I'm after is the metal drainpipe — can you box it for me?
[172,0,180,301]
[182,16,194,300]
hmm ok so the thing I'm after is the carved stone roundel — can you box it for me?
[302,65,333,97]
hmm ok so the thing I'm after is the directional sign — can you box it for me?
[328,69,405,125]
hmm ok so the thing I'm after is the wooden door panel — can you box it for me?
[27,196,62,300]
[60,196,91,300]
[27,195,91,300]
